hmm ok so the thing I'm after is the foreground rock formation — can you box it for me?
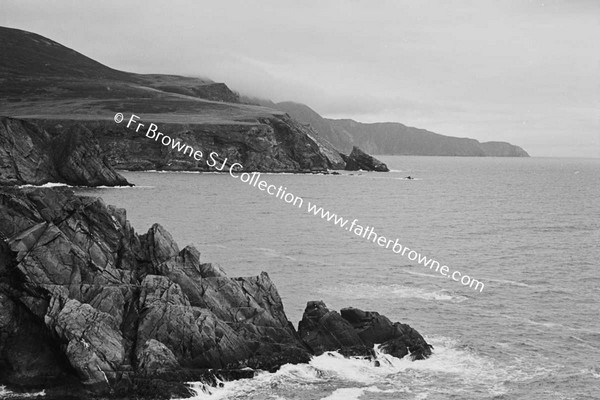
[343,146,390,172]
[0,117,130,187]
[0,188,308,398]
[0,188,431,398]
[299,301,432,360]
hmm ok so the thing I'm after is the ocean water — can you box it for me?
[75,156,600,400]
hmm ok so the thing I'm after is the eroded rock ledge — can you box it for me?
[0,188,430,399]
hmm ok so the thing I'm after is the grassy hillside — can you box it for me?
[0,26,344,172]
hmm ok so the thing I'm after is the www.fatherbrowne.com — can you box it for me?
[117,113,484,293]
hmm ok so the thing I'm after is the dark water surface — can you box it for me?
[75,156,600,400]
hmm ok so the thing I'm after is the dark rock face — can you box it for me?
[274,102,352,162]
[298,301,432,361]
[33,114,344,173]
[0,188,431,398]
[0,117,130,187]
[343,146,390,172]
[0,187,309,398]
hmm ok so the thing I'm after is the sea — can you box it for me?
[71,156,600,400]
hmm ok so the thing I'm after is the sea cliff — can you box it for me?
[30,115,346,173]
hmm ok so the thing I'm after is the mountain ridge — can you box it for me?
[273,101,529,157]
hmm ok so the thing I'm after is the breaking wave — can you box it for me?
[182,336,545,400]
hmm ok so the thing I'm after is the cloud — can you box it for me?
[1,0,598,157]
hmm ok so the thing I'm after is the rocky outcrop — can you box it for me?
[274,102,353,155]
[0,117,130,187]
[298,301,432,360]
[301,127,346,170]
[0,188,431,398]
[343,146,389,172]
[0,187,309,398]
[33,114,343,173]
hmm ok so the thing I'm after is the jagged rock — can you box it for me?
[0,118,54,185]
[51,124,131,187]
[0,188,430,398]
[341,307,432,360]
[299,302,432,360]
[141,224,180,267]
[34,114,341,173]
[46,298,125,392]
[343,146,389,172]
[0,187,310,398]
[298,123,346,170]
[0,117,131,187]
[297,301,364,355]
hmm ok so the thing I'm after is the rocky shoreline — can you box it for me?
[0,187,430,399]
[1,116,389,189]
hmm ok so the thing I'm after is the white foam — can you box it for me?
[403,270,447,280]
[18,182,70,188]
[18,183,147,189]
[585,367,600,379]
[317,283,469,302]
[0,386,45,398]
[182,336,522,399]
[319,388,364,400]
[142,170,203,174]
[483,277,530,287]
[501,315,600,335]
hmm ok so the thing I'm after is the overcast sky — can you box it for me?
[2,0,599,157]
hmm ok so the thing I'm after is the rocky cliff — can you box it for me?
[31,114,343,173]
[274,101,353,154]
[0,188,432,398]
[0,117,130,187]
